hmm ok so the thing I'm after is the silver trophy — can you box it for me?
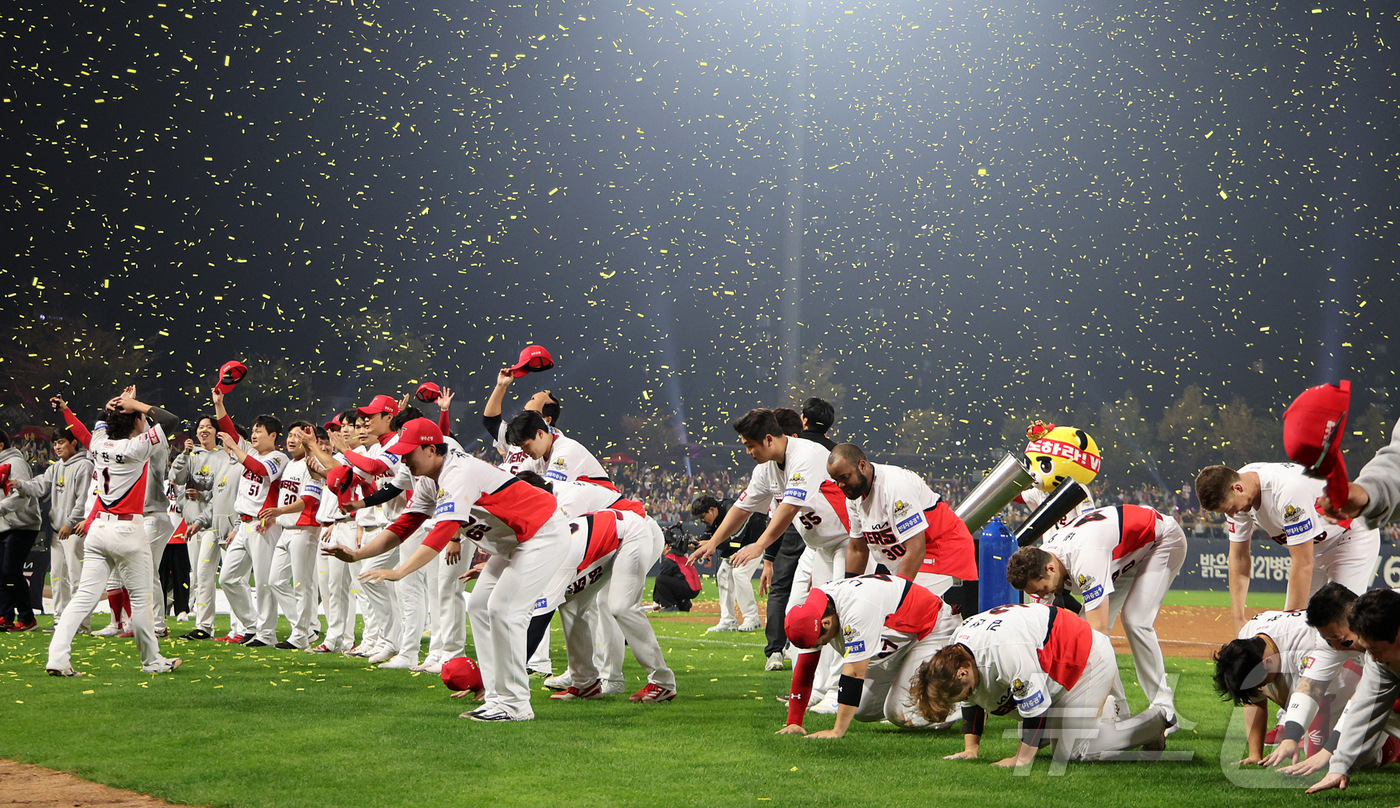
[954,452,1034,533]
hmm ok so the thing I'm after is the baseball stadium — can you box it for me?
[3,0,1400,806]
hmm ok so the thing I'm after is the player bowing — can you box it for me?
[324,418,569,722]
[826,443,978,597]
[1006,504,1187,724]
[914,603,1171,768]
[778,574,960,738]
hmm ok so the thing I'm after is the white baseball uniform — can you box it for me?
[845,463,978,596]
[47,421,178,672]
[1229,462,1381,596]
[1038,504,1187,713]
[218,427,288,645]
[269,457,323,648]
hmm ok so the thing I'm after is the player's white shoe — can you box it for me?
[367,647,397,665]
[764,652,786,672]
[141,657,183,674]
[379,655,416,670]
[737,620,762,632]
[46,666,84,678]
[470,706,533,722]
[92,624,122,637]
[601,679,626,696]
[542,672,573,691]
[809,693,840,714]
[706,621,739,633]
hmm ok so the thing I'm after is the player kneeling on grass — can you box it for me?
[323,418,569,723]
[778,574,959,738]
[913,603,1170,767]
[1213,605,1362,767]
[1277,589,1400,792]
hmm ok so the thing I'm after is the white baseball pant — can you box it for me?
[270,525,320,647]
[47,515,166,669]
[1312,527,1382,596]
[143,514,175,630]
[856,603,961,726]
[316,520,359,651]
[192,516,230,635]
[425,542,470,665]
[1103,520,1187,715]
[1052,632,1172,760]
[391,526,431,664]
[50,532,87,628]
[716,554,763,626]
[469,517,570,718]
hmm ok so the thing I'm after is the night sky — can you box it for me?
[5,0,1398,461]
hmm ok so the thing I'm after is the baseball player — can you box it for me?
[213,387,289,647]
[1006,504,1187,722]
[690,408,851,712]
[45,386,182,676]
[1213,608,1362,765]
[304,412,365,653]
[826,443,978,597]
[1196,463,1381,631]
[1281,588,1400,792]
[691,494,765,632]
[259,422,325,649]
[535,507,677,703]
[327,417,569,722]
[916,602,1171,766]
[57,404,132,636]
[778,574,960,737]
[0,423,91,631]
[482,369,560,474]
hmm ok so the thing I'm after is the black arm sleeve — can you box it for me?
[148,407,179,433]
[482,413,502,440]
[361,483,405,508]
[1020,714,1050,747]
[962,704,987,737]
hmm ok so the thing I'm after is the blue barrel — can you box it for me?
[977,517,1021,612]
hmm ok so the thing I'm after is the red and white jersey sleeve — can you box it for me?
[848,464,976,579]
[89,422,166,516]
[1040,504,1167,611]
[538,433,609,483]
[821,575,946,664]
[1018,486,1098,537]
[736,460,782,514]
[773,437,849,550]
[233,445,288,518]
[552,479,624,520]
[1230,463,1348,549]
[955,604,1060,719]
[430,448,560,556]
[1240,610,1319,703]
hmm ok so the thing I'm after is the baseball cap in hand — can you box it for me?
[510,345,554,379]
[385,418,444,456]
[416,382,442,403]
[214,361,248,395]
[784,589,830,649]
[357,394,400,419]
[1284,380,1352,507]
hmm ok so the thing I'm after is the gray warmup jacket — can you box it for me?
[1,449,92,531]
[0,448,40,532]
[1353,417,1400,528]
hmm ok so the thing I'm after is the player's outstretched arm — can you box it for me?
[688,504,757,565]
[483,369,513,419]
[1227,540,1252,632]
[1283,542,1314,612]
[731,502,801,566]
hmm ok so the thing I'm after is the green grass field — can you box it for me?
[0,595,1394,808]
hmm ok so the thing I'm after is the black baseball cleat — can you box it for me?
[179,629,213,641]
[273,641,298,649]
[244,639,270,648]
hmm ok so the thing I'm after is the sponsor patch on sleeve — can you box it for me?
[545,469,568,482]
[1018,690,1045,710]
[535,597,548,610]
[783,487,808,501]
[1082,584,1104,603]
[1284,518,1315,537]
[435,502,456,515]
[844,640,866,656]
[896,513,927,534]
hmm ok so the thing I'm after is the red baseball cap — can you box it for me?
[510,345,554,379]
[784,589,831,649]
[441,656,483,693]
[1283,380,1351,506]
[214,360,248,395]
[357,394,400,419]
[416,382,442,403]
[323,414,342,431]
[385,417,444,456]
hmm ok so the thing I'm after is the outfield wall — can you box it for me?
[1175,536,1400,592]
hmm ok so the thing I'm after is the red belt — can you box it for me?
[240,514,259,523]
